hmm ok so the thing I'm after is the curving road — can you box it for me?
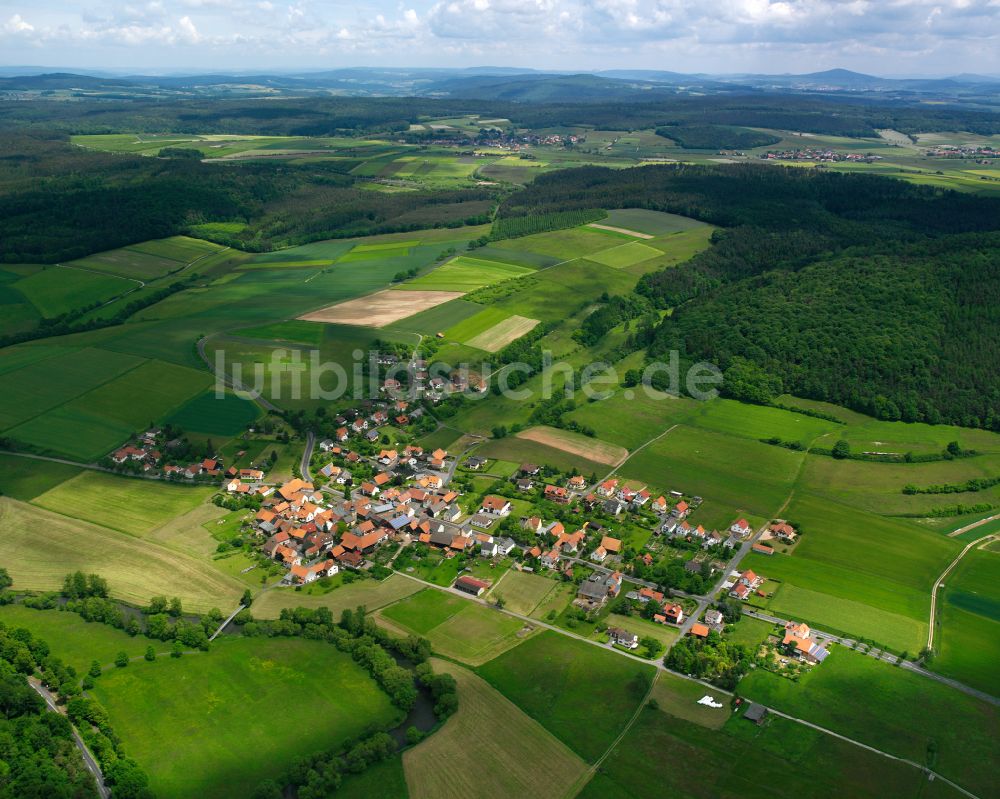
[928,531,998,651]
[300,431,316,482]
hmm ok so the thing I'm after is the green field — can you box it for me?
[444,306,512,342]
[0,604,149,674]
[586,241,664,268]
[488,570,562,616]
[738,648,997,798]
[404,256,533,292]
[933,544,1000,693]
[70,236,225,280]
[0,453,81,500]
[0,497,243,612]
[740,493,958,648]
[601,209,709,236]
[580,703,963,799]
[618,424,804,529]
[166,390,261,436]
[382,588,526,665]
[13,266,135,317]
[686,399,842,444]
[477,631,655,762]
[250,574,423,619]
[33,471,215,537]
[91,636,400,799]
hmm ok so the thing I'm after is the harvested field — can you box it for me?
[516,425,627,466]
[465,315,540,352]
[298,289,464,327]
[587,223,654,239]
[403,659,587,799]
[0,497,243,613]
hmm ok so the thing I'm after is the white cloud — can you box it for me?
[4,13,35,33]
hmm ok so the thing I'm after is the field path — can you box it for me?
[390,570,986,799]
[586,223,655,239]
[927,531,999,652]
[946,512,1000,538]
[597,423,679,485]
[196,335,281,412]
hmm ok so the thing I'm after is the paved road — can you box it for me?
[195,335,281,413]
[443,434,486,485]
[744,609,999,707]
[28,678,110,799]
[392,568,983,799]
[928,532,998,650]
[300,431,316,482]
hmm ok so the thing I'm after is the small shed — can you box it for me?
[743,703,768,725]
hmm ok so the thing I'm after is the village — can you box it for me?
[128,389,831,680]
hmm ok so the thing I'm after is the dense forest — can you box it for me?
[499,164,1000,429]
[3,93,1000,139]
[0,134,491,262]
[655,124,782,149]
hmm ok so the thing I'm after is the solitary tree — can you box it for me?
[241,589,253,607]
[114,652,129,668]
[144,646,156,662]
[88,660,102,679]
[832,440,851,459]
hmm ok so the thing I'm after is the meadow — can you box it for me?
[738,647,998,799]
[488,570,562,616]
[250,574,422,619]
[404,256,533,292]
[516,425,627,466]
[0,604,149,675]
[477,631,656,762]
[738,494,962,651]
[0,497,244,612]
[932,544,1000,693]
[92,636,400,799]
[0,453,81,500]
[70,236,225,281]
[33,471,215,537]
[381,588,528,665]
[12,265,135,317]
[403,660,587,799]
[167,390,261,436]
[600,208,709,236]
[579,703,962,799]
[617,424,805,529]
[585,241,665,269]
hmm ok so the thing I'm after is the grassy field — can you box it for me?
[33,471,215,537]
[0,497,243,612]
[648,671,731,729]
[70,236,224,280]
[92,636,400,799]
[586,241,665,268]
[685,399,842,445]
[0,604,149,674]
[250,574,422,619]
[477,436,609,477]
[444,306,512,342]
[403,659,586,799]
[618,424,804,529]
[487,570,562,616]
[601,209,709,236]
[492,227,612,259]
[166,390,261,436]
[404,256,533,292]
[738,647,998,798]
[740,494,958,650]
[768,583,926,652]
[13,266,135,317]
[477,630,656,762]
[579,703,963,799]
[0,453,81,500]
[933,543,1000,693]
[381,588,528,665]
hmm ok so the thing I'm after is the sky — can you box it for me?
[1,0,998,76]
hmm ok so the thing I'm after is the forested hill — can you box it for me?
[500,165,1000,429]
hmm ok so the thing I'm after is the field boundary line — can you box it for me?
[563,669,658,799]
[602,423,679,479]
[927,531,999,651]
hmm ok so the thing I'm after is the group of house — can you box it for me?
[380,360,488,403]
